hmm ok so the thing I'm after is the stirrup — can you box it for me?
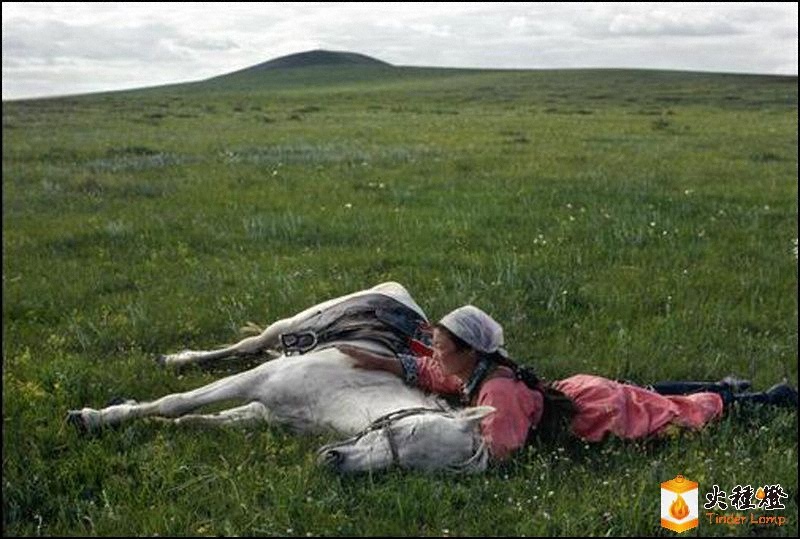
[280,331,318,355]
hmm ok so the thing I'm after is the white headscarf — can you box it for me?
[438,305,509,358]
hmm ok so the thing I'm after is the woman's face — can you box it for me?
[432,328,476,378]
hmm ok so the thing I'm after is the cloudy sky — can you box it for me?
[2,2,797,100]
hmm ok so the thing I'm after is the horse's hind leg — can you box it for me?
[67,366,267,432]
[157,284,396,369]
[157,318,293,369]
[157,284,397,369]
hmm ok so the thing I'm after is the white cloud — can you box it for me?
[607,10,741,37]
[508,16,527,32]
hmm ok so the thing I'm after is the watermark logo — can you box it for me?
[703,483,788,527]
[661,477,789,531]
[661,475,699,533]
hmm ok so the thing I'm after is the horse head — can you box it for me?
[317,406,495,473]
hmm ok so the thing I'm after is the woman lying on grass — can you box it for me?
[337,305,797,461]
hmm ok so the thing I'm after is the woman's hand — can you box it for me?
[335,345,384,368]
[335,344,369,359]
[335,345,402,377]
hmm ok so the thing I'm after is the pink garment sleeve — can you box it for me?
[414,357,462,395]
[476,378,544,460]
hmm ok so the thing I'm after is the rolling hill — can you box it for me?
[216,49,393,74]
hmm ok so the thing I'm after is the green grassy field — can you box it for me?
[3,63,798,536]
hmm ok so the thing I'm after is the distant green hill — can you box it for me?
[191,49,407,91]
[210,49,392,78]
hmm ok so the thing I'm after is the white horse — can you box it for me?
[67,282,493,473]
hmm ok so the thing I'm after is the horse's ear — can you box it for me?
[457,406,496,425]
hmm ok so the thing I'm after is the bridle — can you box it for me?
[364,407,442,465]
[323,406,488,471]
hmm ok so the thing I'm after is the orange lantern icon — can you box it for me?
[661,475,699,533]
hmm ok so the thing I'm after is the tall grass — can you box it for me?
[3,67,798,535]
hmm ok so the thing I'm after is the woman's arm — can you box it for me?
[336,344,461,394]
[335,345,403,377]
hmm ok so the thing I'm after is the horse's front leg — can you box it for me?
[157,318,293,368]
[67,366,267,432]
[172,401,271,427]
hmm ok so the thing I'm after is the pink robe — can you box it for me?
[412,358,724,460]
[553,374,724,442]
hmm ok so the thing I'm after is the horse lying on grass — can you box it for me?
[67,282,493,473]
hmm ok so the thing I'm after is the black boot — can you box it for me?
[719,375,752,393]
[731,382,798,408]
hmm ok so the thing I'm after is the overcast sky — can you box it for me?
[2,2,797,100]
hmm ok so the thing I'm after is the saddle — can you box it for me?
[279,293,432,356]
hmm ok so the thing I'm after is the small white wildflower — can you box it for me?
[344,203,352,209]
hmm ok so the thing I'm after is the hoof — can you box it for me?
[66,410,88,433]
[66,408,104,433]
[156,350,195,369]
[106,397,137,406]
